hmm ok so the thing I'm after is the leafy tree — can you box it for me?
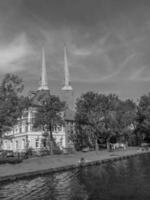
[34,95,65,154]
[18,96,32,117]
[135,93,150,144]
[112,99,137,144]
[0,74,25,148]
[74,92,118,150]
[74,91,136,150]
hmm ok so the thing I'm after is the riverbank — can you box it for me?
[0,147,149,184]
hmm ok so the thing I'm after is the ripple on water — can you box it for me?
[1,154,150,200]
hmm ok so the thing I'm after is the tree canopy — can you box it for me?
[0,73,28,139]
[74,91,136,150]
[135,93,150,143]
[34,94,65,154]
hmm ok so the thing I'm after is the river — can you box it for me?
[0,154,150,200]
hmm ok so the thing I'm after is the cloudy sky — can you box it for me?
[1,0,150,100]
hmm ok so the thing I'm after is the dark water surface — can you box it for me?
[0,154,150,200]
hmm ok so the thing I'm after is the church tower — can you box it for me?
[61,44,74,110]
[38,48,49,91]
[30,48,50,105]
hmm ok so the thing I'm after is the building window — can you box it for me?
[25,125,28,132]
[23,111,28,118]
[19,126,22,133]
[16,141,18,150]
[60,137,63,146]
[35,138,39,148]
[22,139,25,149]
[43,139,46,147]
[26,139,30,148]
[4,141,7,149]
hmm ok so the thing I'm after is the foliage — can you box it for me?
[74,91,136,150]
[135,93,150,144]
[24,147,33,158]
[18,96,32,115]
[112,99,137,138]
[34,94,65,154]
[0,74,26,140]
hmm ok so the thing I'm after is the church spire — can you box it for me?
[38,48,49,90]
[62,44,72,91]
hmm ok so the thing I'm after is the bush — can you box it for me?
[0,150,14,158]
[39,149,49,156]
[24,148,33,159]
[53,147,63,155]
[0,157,23,165]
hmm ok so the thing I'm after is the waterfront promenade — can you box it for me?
[0,147,148,183]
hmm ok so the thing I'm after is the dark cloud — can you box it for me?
[0,0,150,99]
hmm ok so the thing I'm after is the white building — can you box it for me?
[2,46,75,153]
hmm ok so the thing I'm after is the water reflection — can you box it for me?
[0,154,150,200]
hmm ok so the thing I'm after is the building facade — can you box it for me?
[2,46,75,153]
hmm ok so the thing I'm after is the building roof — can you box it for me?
[64,108,75,121]
[28,89,75,121]
[29,89,50,106]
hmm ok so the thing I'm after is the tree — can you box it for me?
[34,95,65,154]
[0,73,25,148]
[74,92,119,150]
[74,91,137,150]
[135,93,150,144]
[112,99,137,144]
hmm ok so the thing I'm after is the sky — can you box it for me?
[1,0,150,101]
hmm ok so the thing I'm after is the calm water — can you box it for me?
[0,154,150,200]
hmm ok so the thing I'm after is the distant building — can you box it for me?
[2,46,75,153]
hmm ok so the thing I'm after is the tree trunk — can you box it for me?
[48,130,53,155]
[95,139,98,154]
[49,140,53,155]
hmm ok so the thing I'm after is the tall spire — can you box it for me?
[62,44,72,91]
[38,48,49,90]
